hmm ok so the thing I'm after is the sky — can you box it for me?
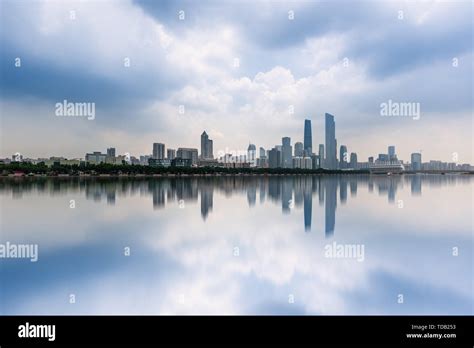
[0,0,472,163]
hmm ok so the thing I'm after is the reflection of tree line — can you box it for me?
[1,175,471,234]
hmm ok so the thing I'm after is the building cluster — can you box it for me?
[2,113,473,172]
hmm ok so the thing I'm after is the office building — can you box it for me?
[388,146,396,161]
[411,153,422,171]
[269,147,281,168]
[177,148,198,165]
[167,149,176,160]
[200,131,214,159]
[281,137,293,168]
[248,144,257,167]
[339,145,348,169]
[294,142,304,157]
[85,151,107,164]
[318,144,325,168]
[325,113,337,169]
[350,152,358,169]
[106,147,116,158]
[153,143,165,160]
[304,119,312,155]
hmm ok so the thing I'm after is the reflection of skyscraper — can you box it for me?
[281,179,292,213]
[152,185,165,209]
[325,113,337,169]
[200,185,213,219]
[304,119,312,155]
[247,181,257,207]
[339,177,347,204]
[411,175,422,195]
[324,178,337,237]
[303,177,312,232]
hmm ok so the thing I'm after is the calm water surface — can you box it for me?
[0,174,472,315]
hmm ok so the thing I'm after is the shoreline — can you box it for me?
[1,171,472,178]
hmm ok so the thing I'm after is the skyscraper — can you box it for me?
[167,149,176,160]
[247,143,256,167]
[294,142,304,157]
[318,144,325,168]
[268,147,281,168]
[411,153,422,171]
[153,143,165,159]
[339,145,347,169]
[200,131,214,159]
[304,119,312,155]
[388,146,396,161]
[107,147,116,158]
[350,152,358,169]
[281,137,293,168]
[177,148,198,165]
[325,113,337,169]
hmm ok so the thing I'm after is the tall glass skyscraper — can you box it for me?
[200,131,213,159]
[281,137,293,168]
[304,119,312,155]
[339,145,347,169]
[325,113,337,169]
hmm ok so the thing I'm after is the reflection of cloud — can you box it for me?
[2,176,471,314]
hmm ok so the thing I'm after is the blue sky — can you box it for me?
[0,0,472,163]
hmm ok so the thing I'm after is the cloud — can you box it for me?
[0,0,472,163]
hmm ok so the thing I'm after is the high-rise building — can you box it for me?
[200,131,214,159]
[177,148,198,165]
[325,113,337,169]
[294,142,304,157]
[388,146,396,161]
[411,153,422,171]
[281,137,293,168]
[259,147,266,158]
[85,151,107,164]
[304,119,312,155]
[153,143,165,160]
[339,145,347,169]
[107,147,116,158]
[350,152,358,169]
[318,144,325,168]
[268,147,281,168]
[247,143,256,167]
[167,149,176,160]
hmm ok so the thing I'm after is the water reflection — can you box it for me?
[0,174,472,315]
[1,174,471,237]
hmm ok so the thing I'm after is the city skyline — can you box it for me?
[4,114,472,172]
[0,1,472,164]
